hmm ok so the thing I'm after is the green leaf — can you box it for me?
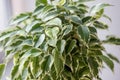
[35,34,45,48]
[90,3,111,16]
[82,16,92,24]
[45,28,52,39]
[39,5,54,19]
[107,54,120,63]
[0,64,5,80]
[20,45,33,51]
[63,25,73,36]
[33,5,44,15]
[89,44,104,50]
[103,14,112,22]
[77,67,90,78]
[41,55,54,72]
[93,9,104,19]
[30,57,41,78]
[35,0,47,6]
[70,15,82,25]
[58,0,66,6]
[57,39,66,54]
[11,64,19,79]
[99,55,114,71]
[0,32,15,42]
[77,3,88,10]
[45,27,59,39]
[103,36,120,45]
[65,55,73,72]
[50,67,57,80]
[88,57,98,77]
[40,42,48,52]
[14,29,26,37]
[0,29,18,41]
[30,25,43,34]
[46,18,62,28]
[45,26,59,47]
[88,26,97,34]
[19,39,33,47]
[93,21,108,29]
[10,13,31,25]
[13,53,19,65]
[10,40,23,47]
[65,6,80,12]
[19,51,31,72]
[78,25,90,42]
[42,11,59,22]
[30,48,42,57]
[19,48,40,72]
[21,66,28,80]
[78,0,94,2]
[4,51,16,64]
[42,74,51,80]
[66,39,76,54]
[88,50,103,63]
[48,39,57,47]
[25,21,39,33]
[89,34,100,44]
[53,49,64,75]
[25,22,41,33]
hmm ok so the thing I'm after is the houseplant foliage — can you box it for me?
[0,0,120,80]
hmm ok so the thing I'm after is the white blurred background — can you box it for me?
[0,0,120,80]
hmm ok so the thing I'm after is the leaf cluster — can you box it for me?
[0,0,120,80]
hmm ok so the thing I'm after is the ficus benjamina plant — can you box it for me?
[0,0,120,80]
